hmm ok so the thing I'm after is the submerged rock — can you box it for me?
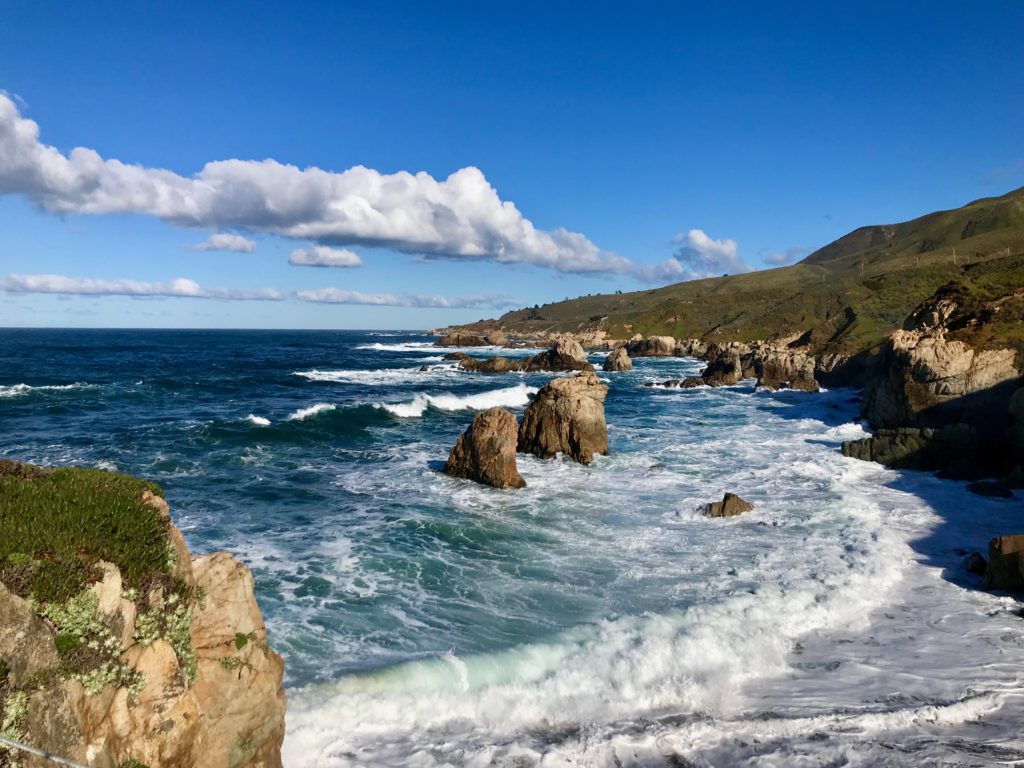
[444,407,526,488]
[518,372,608,464]
[985,534,1024,592]
[702,493,755,518]
[603,347,632,372]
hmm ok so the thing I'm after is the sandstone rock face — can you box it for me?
[0,496,286,768]
[757,350,819,392]
[703,493,754,518]
[862,329,1019,429]
[444,407,526,488]
[434,332,488,347]
[484,330,507,346]
[518,372,609,464]
[603,347,632,372]
[524,337,590,372]
[984,534,1024,592]
[625,335,677,357]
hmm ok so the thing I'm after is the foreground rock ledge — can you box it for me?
[518,371,609,464]
[444,407,526,488]
[0,466,285,768]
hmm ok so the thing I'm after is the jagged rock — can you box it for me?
[701,353,744,387]
[862,329,1019,429]
[625,336,677,357]
[603,347,632,372]
[984,534,1024,592]
[841,424,981,475]
[524,337,590,372]
[434,332,488,347]
[702,493,754,518]
[675,339,707,358]
[484,330,507,346]
[518,372,608,464]
[757,350,819,392]
[444,407,526,488]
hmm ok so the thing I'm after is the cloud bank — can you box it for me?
[288,246,363,268]
[189,233,256,253]
[0,94,632,275]
[295,287,519,309]
[2,273,283,300]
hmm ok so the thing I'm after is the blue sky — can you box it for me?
[1,1,1022,329]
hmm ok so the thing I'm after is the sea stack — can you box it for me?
[603,347,632,372]
[518,371,609,464]
[444,407,526,488]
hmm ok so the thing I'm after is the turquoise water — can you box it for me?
[5,328,1024,766]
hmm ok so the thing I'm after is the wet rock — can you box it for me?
[702,493,754,518]
[434,332,488,347]
[985,534,1024,592]
[518,372,608,464]
[967,480,1014,498]
[757,350,819,392]
[701,353,744,387]
[964,552,988,576]
[841,425,981,476]
[445,407,526,488]
[625,336,677,357]
[603,347,632,372]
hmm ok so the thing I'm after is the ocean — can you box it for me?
[3,327,1023,767]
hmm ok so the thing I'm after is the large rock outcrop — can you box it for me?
[0,473,285,768]
[518,372,609,464]
[699,353,744,387]
[625,336,677,357]
[984,534,1024,592]
[756,349,819,392]
[444,407,526,488]
[602,347,632,372]
[862,329,1018,429]
[841,424,981,475]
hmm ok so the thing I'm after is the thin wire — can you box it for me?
[0,735,90,768]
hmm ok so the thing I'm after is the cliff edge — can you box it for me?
[0,461,285,768]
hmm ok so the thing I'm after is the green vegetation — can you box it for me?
[0,461,168,604]
[476,186,1024,356]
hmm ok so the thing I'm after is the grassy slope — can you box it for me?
[485,186,1024,356]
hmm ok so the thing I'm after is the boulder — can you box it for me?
[603,347,632,372]
[626,336,677,357]
[701,353,744,387]
[965,552,987,576]
[702,493,754,518]
[984,534,1024,592]
[518,372,609,464]
[757,350,819,392]
[444,408,526,488]
[674,339,707,358]
[524,337,590,372]
[484,330,508,346]
[434,332,488,347]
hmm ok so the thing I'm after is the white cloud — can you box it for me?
[189,233,256,253]
[294,287,519,309]
[2,273,283,300]
[0,94,630,275]
[628,229,751,285]
[288,246,363,268]
[762,246,807,266]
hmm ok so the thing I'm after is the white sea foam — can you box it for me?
[245,414,271,426]
[286,403,336,421]
[282,384,1024,767]
[376,383,537,418]
[0,382,95,398]
[293,367,459,385]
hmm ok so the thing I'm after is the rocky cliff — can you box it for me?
[0,462,285,768]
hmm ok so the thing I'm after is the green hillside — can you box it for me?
[477,186,1024,355]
